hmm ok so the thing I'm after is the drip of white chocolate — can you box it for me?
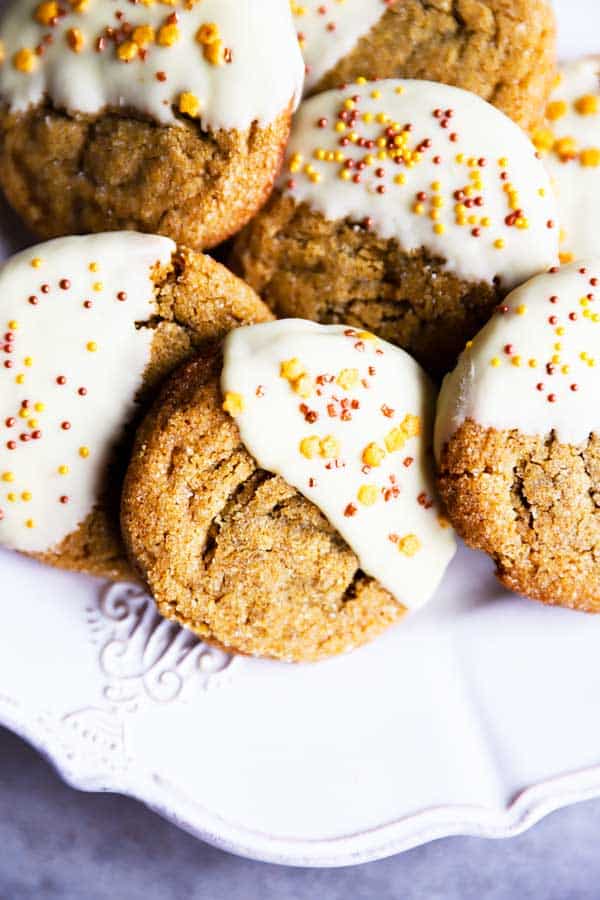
[222,319,456,611]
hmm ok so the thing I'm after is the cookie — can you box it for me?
[0,232,271,581]
[232,79,559,377]
[0,0,303,250]
[435,260,600,612]
[121,320,456,662]
[533,58,600,266]
[294,0,556,129]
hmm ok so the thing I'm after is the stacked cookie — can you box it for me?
[3,0,595,663]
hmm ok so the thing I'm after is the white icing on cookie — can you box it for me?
[435,260,600,456]
[535,58,600,264]
[280,79,559,288]
[292,0,387,95]
[0,232,175,553]
[0,0,304,130]
[222,319,456,610]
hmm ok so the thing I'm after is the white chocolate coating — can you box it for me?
[435,260,600,457]
[0,232,175,553]
[222,320,456,610]
[536,58,600,264]
[280,79,559,288]
[0,0,304,130]
[292,0,387,95]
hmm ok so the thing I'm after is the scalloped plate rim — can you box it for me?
[3,695,600,867]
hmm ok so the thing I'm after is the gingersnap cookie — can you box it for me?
[436,259,600,612]
[232,79,559,378]
[533,58,600,266]
[0,231,271,582]
[121,320,456,662]
[293,0,556,130]
[0,0,303,250]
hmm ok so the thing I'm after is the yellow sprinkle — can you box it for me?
[561,365,570,375]
[511,355,522,367]
[222,391,245,416]
[35,2,59,25]
[2,472,14,483]
[336,368,360,390]
[498,157,508,167]
[531,128,554,153]
[280,357,305,381]
[196,22,220,45]
[158,23,180,46]
[25,519,35,530]
[335,122,346,133]
[356,76,367,85]
[132,25,156,47]
[30,257,43,269]
[7,494,15,503]
[178,92,201,118]
[15,374,24,385]
[370,90,381,100]
[545,99,568,121]
[575,94,600,116]
[394,173,406,185]
[86,341,98,352]
[394,85,405,94]
[319,435,341,459]
[27,419,37,429]
[433,223,445,235]
[24,357,33,367]
[203,40,224,66]
[528,358,538,368]
[21,492,32,502]
[79,446,90,459]
[58,465,69,476]
[13,48,36,74]
[516,304,527,316]
[357,485,378,507]
[93,282,103,292]
[580,147,600,167]
[8,321,18,331]
[490,357,501,367]
[88,261,99,272]
[299,436,320,459]
[538,187,546,197]
[117,40,139,62]
[554,136,578,161]
[397,534,421,557]
[293,374,314,398]
[362,442,386,468]
[35,402,44,412]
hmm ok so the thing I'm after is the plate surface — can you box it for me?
[2,0,600,868]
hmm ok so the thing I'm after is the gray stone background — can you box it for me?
[1,725,598,900]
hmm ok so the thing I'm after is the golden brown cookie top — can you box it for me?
[0,0,304,129]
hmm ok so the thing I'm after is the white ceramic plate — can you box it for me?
[2,0,600,869]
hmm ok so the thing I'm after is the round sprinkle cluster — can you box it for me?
[0,254,132,534]
[485,265,600,406]
[3,0,233,122]
[285,77,549,253]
